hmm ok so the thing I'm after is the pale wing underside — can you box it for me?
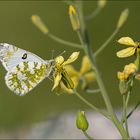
[5,61,47,96]
[0,43,45,71]
[116,47,136,58]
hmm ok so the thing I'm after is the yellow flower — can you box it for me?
[116,37,140,58]
[117,63,137,81]
[52,52,80,92]
[63,56,96,93]
[124,63,137,75]
[117,71,128,81]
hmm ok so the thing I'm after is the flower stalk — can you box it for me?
[73,2,130,139]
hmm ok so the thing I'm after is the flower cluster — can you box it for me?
[52,55,95,94]
[51,52,79,94]
[116,36,140,94]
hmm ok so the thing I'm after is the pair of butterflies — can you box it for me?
[0,43,55,96]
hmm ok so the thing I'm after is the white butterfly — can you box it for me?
[0,43,54,96]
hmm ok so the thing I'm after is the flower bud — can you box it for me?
[98,0,107,9]
[31,15,49,34]
[69,5,80,31]
[119,80,128,94]
[124,63,137,75]
[76,111,89,131]
[117,9,129,29]
[117,72,128,81]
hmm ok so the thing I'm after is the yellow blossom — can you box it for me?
[52,52,80,92]
[63,56,96,93]
[116,37,140,58]
[124,63,137,75]
[117,63,137,81]
[117,71,128,81]
[54,55,96,94]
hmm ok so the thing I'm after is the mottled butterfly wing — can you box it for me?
[5,61,47,96]
[0,43,45,71]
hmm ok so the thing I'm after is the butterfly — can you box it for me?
[0,43,55,96]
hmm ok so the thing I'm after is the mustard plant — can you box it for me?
[29,1,140,139]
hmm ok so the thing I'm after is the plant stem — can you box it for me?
[75,2,129,139]
[74,90,110,119]
[85,88,100,94]
[122,95,130,138]
[94,28,119,57]
[85,7,101,21]
[77,27,129,140]
[83,131,94,140]
[48,33,82,49]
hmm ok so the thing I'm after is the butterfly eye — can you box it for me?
[22,53,27,59]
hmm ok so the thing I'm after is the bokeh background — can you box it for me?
[0,0,139,132]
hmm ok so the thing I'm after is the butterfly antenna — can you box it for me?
[57,50,66,57]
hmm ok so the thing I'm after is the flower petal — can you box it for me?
[84,72,96,83]
[71,76,79,88]
[63,52,80,65]
[55,56,64,65]
[59,82,74,94]
[52,73,62,90]
[80,56,91,74]
[65,65,79,77]
[118,37,137,46]
[116,47,136,58]
[61,70,74,89]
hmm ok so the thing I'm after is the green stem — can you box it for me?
[122,95,130,137]
[48,33,82,49]
[75,2,129,139]
[74,90,110,119]
[85,7,101,21]
[94,28,119,57]
[83,131,94,140]
[85,88,100,94]
[121,79,133,120]
[77,31,129,139]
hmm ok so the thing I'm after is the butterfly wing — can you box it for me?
[0,43,45,71]
[5,61,47,96]
[116,47,136,58]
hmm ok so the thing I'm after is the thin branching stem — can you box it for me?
[94,28,119,57]
[74,90,110,119]
[75,1,129,139]
[83,131,94,140]
[122,95,130,137]
[85,88,100,94]
[48,33,82,49]
[85,7,101,21]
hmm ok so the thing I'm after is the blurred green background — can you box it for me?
[0,0,140,129]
